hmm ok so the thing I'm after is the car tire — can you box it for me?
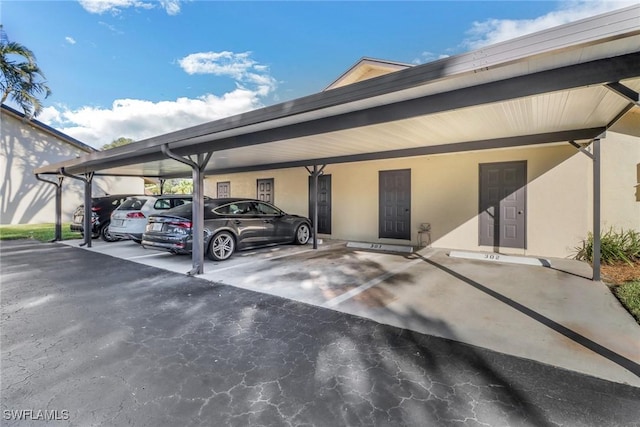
[207,231,235,261]
[100,222,118,242]
[294,223,311,245]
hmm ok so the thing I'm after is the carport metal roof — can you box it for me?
[35,6,640,279]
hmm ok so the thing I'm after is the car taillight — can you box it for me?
[126,212,146,219]
[91,206,101,212]
[170,221,192,229]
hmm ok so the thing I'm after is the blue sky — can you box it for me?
[1,0,635,148]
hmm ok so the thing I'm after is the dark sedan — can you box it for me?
[141,198,312,261]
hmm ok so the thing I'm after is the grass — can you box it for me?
[613,280,640,325]
[0,223,81,242]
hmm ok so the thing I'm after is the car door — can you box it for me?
[229,201,267,246]
[255,202,282,243]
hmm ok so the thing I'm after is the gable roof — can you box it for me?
[1,104,96,153]
[324,57,413,90]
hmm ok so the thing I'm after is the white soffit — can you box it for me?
[190,84,631,172]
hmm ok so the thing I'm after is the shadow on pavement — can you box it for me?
[415,254,640,379]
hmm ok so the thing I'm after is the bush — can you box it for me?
[574,228,640,265]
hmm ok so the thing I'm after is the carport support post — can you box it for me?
[59,168,93,247]
[35,174,64,241]
[161,145,213,275]
[593,138,601,282]
[305,164,326,250]
[82,173,94,248]
[569,138,602,282]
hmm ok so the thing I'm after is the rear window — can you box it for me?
[119,198,148,210]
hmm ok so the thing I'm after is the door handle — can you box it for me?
[234,220,241,225]
[263,220,273,223]
[518,211,523,215]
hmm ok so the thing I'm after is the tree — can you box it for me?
[101,137,134,150]
[0,25,51,118]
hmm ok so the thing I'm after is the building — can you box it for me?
[1,104,144,224]
[34,6,640,277]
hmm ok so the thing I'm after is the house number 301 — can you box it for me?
[484,254,500,260]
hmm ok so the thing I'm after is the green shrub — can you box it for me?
[574,228,640,265]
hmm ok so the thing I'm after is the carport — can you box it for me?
[35,6,640,280]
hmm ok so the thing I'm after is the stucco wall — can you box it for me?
[601,132,640,232]
[1,111,144,224]
[203,135,638,259]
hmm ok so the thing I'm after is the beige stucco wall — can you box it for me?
[1,111,144,224]
[204,168,309,217]
[601,131,640,232]
[205,144,597,257]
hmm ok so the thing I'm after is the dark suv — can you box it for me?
[70,194,143,242]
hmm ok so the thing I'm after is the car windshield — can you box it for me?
[118,198,148,210]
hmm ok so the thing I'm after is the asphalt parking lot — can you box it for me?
[2,239,640,426]
[62,237,640,387]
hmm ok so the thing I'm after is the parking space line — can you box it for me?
[322,258,424,308]
[127,252,173,259]
[208,248,316,273]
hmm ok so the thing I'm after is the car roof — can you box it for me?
[208,198,267,204]
[93,194,144,201]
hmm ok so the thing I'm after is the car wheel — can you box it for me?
[100,222,118,242]
[294,223,311,245]
[207,231,235,261]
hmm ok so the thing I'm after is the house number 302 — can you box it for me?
[370,244,383,249]
[484,254,500,260]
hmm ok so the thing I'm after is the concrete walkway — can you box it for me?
[61,238,640,387]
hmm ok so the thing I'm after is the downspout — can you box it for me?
[161,145,213,276]
[35,174,64,242]
[59,168,94,247]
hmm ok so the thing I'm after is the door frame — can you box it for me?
[256,178,274,203]
[378,168,412,240]
[478,160,527,249]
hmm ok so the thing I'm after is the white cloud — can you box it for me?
[412,51,450,65]
[464,0,638,49]
[65,36,77,45]
[178,51,277,94]
[78,0,179,15]
[41,89,263,148]
[40,52,277,148]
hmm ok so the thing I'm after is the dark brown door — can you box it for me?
[309,174,332,234]
[379,169,411,240]
[479,161,527,249]
[257,178,274,203]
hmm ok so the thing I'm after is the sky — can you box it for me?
[1,0,636,148]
